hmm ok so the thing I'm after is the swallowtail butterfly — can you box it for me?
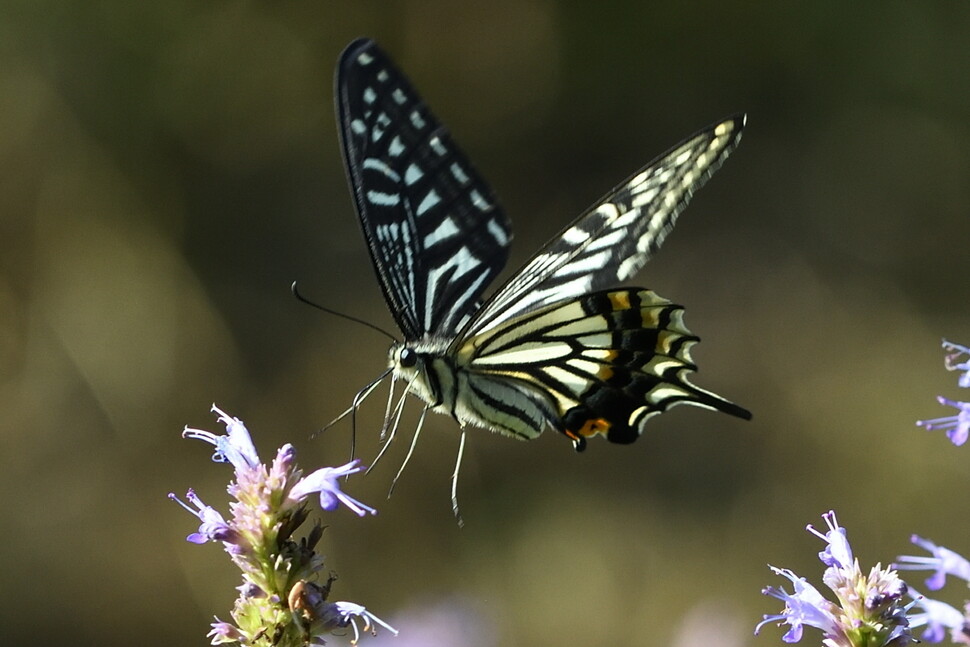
[332,38,751,515]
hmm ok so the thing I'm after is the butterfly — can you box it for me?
[331,38,751,518]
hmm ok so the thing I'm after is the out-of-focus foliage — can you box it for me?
[2,2,969,646]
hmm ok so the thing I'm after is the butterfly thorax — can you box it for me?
[388,338,555,437]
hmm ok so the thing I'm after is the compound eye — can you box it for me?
[399,347,418,368]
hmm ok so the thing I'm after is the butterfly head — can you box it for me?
[397,346,419,369]
[387,340,452,408]
[388,342,421,377]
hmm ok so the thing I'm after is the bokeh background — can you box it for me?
[3,2,970,646]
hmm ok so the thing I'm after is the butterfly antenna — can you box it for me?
[291,281,398,342]
[451,429,467,528]
[388,405,428,498]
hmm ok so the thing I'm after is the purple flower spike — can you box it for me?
[895,535,970,590]
[289,460,377,517]
[757,510,914,647]
[174,405,389,644]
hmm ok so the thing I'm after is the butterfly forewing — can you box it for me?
[336,38,512,339]
[461,116,744,340]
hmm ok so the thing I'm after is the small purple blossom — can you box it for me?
[236,581,264,598]
[917,397,970,446]
[207,619,245,645]
[896,535,970,591]
[288,580,397,645]
[865,568,909,610]
[168,489,241,549]
[289,460,377,517]
[320,601,398,644]
[183,405,261,469]
[807,510,853,569]
[756,566,839,642]
[943,340,970,388]
[906,588,966,643]
[917,340,970,446]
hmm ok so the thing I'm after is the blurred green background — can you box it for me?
[3,2,970,646]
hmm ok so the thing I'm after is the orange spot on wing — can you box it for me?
[608,292,631,310]
[593,351,617,380]
[568,417,612,439]
[641,308,662,327]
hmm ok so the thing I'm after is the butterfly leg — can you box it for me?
[451,428,467,528]
[388,405,428,497]
[350,369,393,462]
[366,378,412,475]
[378,372,398,441]
[312,368,390,441]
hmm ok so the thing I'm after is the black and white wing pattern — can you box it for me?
[335,38,750,457]
[336,38,511,340]
[449,117,750,449]
[463,117,744,338]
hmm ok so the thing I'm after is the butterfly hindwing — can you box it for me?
[463,116,744,339]
[336,38,512,339]
[460,288,749,447]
